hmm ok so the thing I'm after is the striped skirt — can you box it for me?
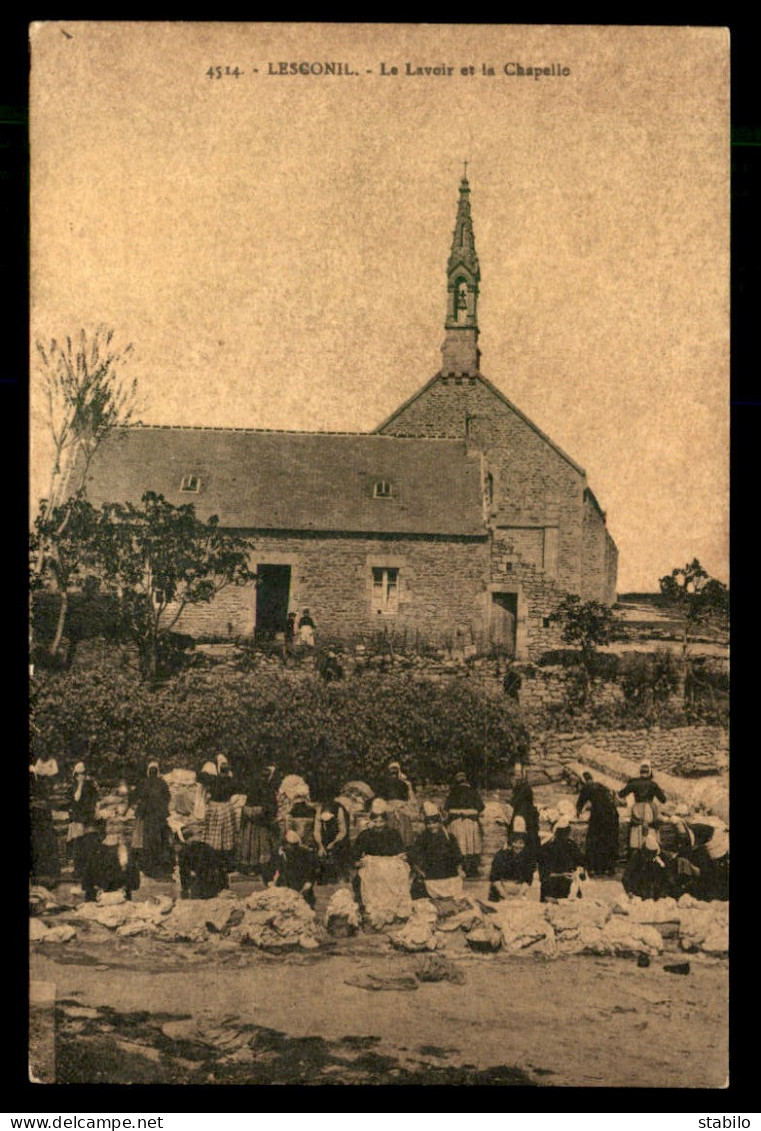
[202,801,237,853]
[448,815,482,857]
[239,807,276,866]
[628,802,657,851]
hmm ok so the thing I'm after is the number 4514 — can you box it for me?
[207,66,242,78]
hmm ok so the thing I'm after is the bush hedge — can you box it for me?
[30,668,529,797]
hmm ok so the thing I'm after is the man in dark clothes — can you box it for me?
[407,801,463,899]
[489,816,535,900]
[263,830,318,908]
[67,762,100,881]
[576,771,620,876]
[537,817,586,901]
[319,650,345,683]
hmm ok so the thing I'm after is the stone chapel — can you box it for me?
[83,174,618,659]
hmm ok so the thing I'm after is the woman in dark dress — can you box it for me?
[131,761,173,879]
[537,817,586,901]
[622,829,673,900]
[314,797,352,883]
[619,760,667,853]
[509,779,541,866]
[443,772,485,877]
[576,771,620,876]
[263,830,318,908]
[67,762,100,882]
[239,763,281,875]
[489,816,535,901]
[30,768,60,885]
[378,761,418,847]
[199,756,237,884]
[351,798,409,925]
[407,801,464,899]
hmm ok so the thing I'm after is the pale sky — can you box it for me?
[30,22,729,592]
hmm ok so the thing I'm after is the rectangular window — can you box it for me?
[371,567,399,614]
[180,474,200,492]
[374,480,392,499]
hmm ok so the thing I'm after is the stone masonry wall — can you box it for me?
[171,532,491,648]
[530,725,728,777]
[518,667,624,712]
[582,492,618,604]
[379,375,587,593]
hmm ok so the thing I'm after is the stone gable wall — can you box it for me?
[379,375,616,605]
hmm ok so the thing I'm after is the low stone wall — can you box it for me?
[531,726,728,778]
[518,667,624,712]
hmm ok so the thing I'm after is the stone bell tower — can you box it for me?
[441,167,481,376]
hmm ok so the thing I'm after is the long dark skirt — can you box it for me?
[70,832,101,882]
[82,843,140,902]
[540,875,575,901]
[585,808,620,875]
[180,842,228,899]
[317,840,352,883]
[133,815,173,878]
[30,802,60,884]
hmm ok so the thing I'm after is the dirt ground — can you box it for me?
[29,874,728,1088]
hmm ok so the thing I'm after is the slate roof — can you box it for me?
[82,427,487,537]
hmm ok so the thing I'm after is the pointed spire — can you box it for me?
[441,170,481,375]
[447,169,480,281]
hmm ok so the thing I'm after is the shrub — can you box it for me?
[30,667,530,795]
[620,648,682,717]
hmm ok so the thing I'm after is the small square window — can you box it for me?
[180,475,200,492]
[371,567,399,614]
[374,480,392,499]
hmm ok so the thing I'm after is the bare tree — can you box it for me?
[36,325,139,523]
[32,326,139,657]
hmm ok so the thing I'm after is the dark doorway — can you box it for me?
[255,565,291,639]
[490,591,518,656]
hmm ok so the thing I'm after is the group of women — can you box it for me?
[30,752,728,909]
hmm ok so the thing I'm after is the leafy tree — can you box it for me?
[659,559,729,659]
[32,326,139,656]
[659,559,729,714]
[91,492,255,681]
[549,594,617,672]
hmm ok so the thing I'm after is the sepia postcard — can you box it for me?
[29,22,729,1089]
